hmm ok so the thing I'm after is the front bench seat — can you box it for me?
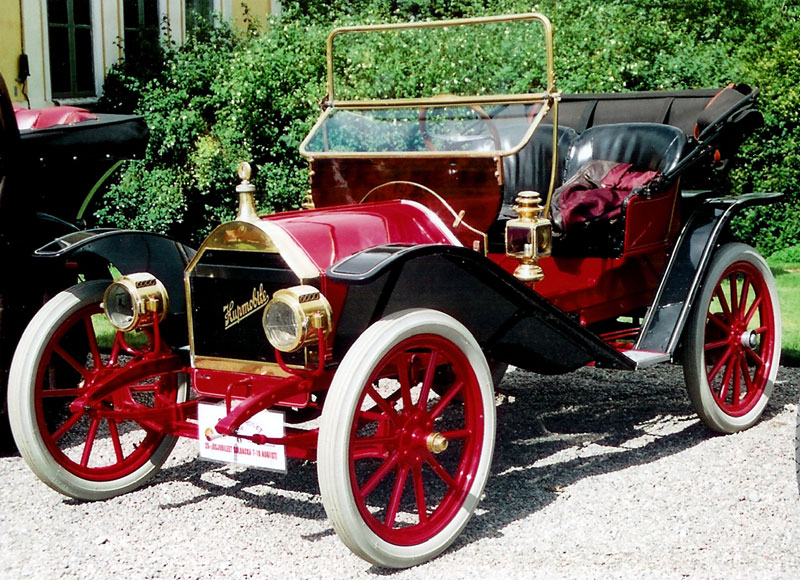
[499,123,578,219]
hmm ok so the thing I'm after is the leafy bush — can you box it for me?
[96,0,800,252]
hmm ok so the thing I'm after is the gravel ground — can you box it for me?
[2,364,799,580]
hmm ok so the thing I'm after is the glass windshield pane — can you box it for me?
[330,17,549,101]
[304,103,540,154]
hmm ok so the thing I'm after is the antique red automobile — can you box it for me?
[7,14,781,568]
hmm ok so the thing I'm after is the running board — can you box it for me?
[623,350,671,369]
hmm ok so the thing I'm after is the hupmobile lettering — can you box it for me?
[223,284,269,329]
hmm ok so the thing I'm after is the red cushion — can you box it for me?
[14,105,96,130]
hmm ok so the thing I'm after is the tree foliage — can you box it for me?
[96,0,800,252]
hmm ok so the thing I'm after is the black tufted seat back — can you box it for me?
[500,124,578,218]
[564,123,687,180]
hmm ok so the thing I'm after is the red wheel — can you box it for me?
[683,243,781,433]
[8,281,185,499]
[318,309,495,568]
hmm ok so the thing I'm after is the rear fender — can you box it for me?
[635,192,782,355]
[327,244,634,375]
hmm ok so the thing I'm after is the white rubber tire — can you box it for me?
[318,309,495,568]
[683,243,781,433]
[8,280,182,500]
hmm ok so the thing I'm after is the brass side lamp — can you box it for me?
[505,190,551,284]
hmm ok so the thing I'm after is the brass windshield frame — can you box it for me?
[323,12,556,109]
[299,12,562,220]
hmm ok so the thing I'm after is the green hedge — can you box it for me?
[96,0,800,252]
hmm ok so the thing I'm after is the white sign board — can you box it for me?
[197,401,287,473]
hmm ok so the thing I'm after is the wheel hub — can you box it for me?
[740,329,758,350]
[426,432,449,454]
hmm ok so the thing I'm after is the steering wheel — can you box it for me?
[418,100,502,152]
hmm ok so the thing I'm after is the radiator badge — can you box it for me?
[223,284,269,330]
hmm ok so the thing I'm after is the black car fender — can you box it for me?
[326,244,634,375]
[34,228,196,342]
[635,192,782,356]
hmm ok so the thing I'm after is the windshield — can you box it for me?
[325,13,554,104]
[302,102,545,155]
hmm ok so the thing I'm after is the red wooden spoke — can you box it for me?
[51,412,83,443]
[739,277,751,317]
[365,385,401,424]
[714,286,732,320]
[359,452,400,499]
[107,419,124,463]
[744,296,763,326]
[708,312,730,334]
[731,356,742,405]
[417,350,438,410]
[705,338,729,352]
[397,354,414,411]
[440,428,472,440]
[412,465,428,523]
[384,465,410,527]
[430,380,464,420]
[424,452,457,489]
[83,316,102,369]
[717,357,735,403]
[708,347,732,383]
[80,418,100,467]
[52,345,90,379]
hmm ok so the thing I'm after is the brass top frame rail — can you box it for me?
[324,12,556,109]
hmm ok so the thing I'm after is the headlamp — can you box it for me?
[103,273,170,332]
[262,285,332,352]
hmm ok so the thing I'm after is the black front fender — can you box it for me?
[327,244,634,375]
[35,229,195,336]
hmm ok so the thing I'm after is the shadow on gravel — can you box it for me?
[447,364,800,558]
[115,364,799,572]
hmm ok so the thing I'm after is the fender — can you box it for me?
[34,229,196,341]
[327,244,635,374]
[634,192,782,357]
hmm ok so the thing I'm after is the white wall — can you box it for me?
[21,0,274,108]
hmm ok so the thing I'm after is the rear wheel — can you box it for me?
[318,309,495,568]
[683,243,781,433]
[8,281,185,499]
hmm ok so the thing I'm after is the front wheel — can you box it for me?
[683,243,781,433]
[8,281,186,500]
[318,309,496,568]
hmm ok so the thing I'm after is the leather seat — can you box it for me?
[500,123,578,218]
[564,122,687,180]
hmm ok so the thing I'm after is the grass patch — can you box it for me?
[770,262,800,366]
[92,313,150,350]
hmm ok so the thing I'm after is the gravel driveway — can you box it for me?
[2,364,799,579]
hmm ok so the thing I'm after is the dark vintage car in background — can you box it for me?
[5,14,782,568]
[0,73,166,447]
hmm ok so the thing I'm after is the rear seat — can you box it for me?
[564,122,687,179]
[554,123,689,256]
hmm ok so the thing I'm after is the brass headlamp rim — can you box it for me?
[262,285,333,353]
[103,273,170,332]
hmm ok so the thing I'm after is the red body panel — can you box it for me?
[264,199,460,271]
[491,251,667,325]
